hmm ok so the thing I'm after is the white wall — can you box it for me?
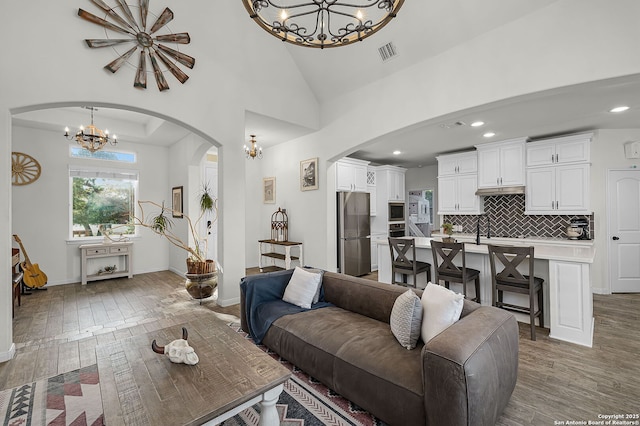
[0,0,321,358]
[590,129,640,294]
[242,0,640,284]
[242,0,640,276]
[2,0,640,359]
[11,125,171,284]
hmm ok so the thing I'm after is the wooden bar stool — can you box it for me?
[388,237,431,288]
[488,244,544,341]
[430,240,481,303]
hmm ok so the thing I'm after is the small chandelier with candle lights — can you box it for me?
[242,0,404,49]
[64,107,117,153]
[244,134,263,159]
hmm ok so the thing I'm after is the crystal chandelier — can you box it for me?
[244,135,263,159]
[242,0,404,49]
[64,107,117,153]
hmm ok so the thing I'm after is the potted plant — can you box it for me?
[136,185,217,273]
[441,223,455,243]
[104,184,218,300]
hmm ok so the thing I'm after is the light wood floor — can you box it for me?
[2,270,639,425]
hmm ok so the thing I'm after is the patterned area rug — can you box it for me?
[0,329,385,426]
[225,324,387,426]
[0,365,104,426]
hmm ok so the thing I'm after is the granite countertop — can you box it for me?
[376,234,596,263]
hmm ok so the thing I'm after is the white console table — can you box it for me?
[258,240,303,272]
[79,242,133,285]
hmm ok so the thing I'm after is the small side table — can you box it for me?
[258,240,303,272]
[79,242,133,285]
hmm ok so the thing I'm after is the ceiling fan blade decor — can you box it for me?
[89,0,137,32]
[79,0,194,92]
[149,50,170,91]
[154,47,189,84]
[154,33,190,44]
[157,44,195,69]
[139,0,149,31]
[104,45,137,73]
[149,8,174,34]
[85,38,132,48]
[115,0,140,31]
[134,50,147,89]
[78,9,133,36]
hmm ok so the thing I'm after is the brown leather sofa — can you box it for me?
[240,271,519,426]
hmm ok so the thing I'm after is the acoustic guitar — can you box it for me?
[13,234,48,289]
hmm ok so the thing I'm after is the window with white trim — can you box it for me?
[70,167,139,239]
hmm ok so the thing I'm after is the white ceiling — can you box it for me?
[12,0,640,167]
[350,75,640,167]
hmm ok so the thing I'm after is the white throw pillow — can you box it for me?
[420,283,464,344]
[390,290,423,350]
[302,267,325,304]
[282,267,323,309]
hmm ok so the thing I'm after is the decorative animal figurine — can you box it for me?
[151,327,199,365]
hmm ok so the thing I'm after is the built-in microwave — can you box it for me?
[388,202,405,222]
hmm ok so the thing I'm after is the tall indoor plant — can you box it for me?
[105,185,218,299]
[134,185,217,274]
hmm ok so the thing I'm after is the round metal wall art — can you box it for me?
[12,152,42,186]
[78,0,195,91]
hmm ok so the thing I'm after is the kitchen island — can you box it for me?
[377,235,596,347]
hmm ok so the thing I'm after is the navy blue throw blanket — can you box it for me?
[240,269,332,344]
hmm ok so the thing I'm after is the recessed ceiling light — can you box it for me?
[393,150,401,155]
[483,132,496,138]
[610,106,630,113]
[471,121,485,127]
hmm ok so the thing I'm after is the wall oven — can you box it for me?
[389,223,406,237]
[388,202,405,222]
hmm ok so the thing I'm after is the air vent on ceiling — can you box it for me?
[378,42,398,62]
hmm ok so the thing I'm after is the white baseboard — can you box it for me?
[0,343,16,363]
[592,287,610,295]
[217,296,240,307]
[168,266,186,276]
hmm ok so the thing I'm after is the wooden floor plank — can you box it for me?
[2,270,638,425]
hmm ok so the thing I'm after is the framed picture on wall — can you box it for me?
[263,177,276,204]
[300,157,318,191]
[172,186,183,218]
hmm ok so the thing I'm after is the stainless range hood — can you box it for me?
[475,186,525,196]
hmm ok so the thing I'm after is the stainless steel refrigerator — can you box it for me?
[337,191,371,276]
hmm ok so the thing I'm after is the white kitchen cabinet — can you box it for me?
[437,151,477,176]
[526,163,590,214]
[548,260,593,347]
[437,152,483,215]
[476,138,525,188]
[526,133,592,167]
[336,158,368,192]
[367,168,377,216]
[377,165,406,201]
[438,174,483,214]
[370,233,386,271]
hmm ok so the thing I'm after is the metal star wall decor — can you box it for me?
[78,0,195,91]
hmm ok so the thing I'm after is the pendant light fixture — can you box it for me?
[64,107,117,153]
[242,0,404,49]
[244,135,263,159]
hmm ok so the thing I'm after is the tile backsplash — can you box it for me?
[443,194,594,239]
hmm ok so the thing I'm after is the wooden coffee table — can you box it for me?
[96,317,291,425]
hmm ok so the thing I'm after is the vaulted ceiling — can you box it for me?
[12,0,640,167]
